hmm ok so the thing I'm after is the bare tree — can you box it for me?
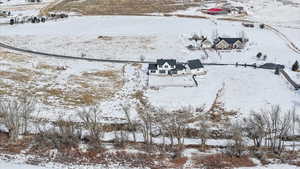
[244,112,266,148]
[137,103,155,147]
[169,107,193,148]
[226,122,245,157]
[78,106,104,147]
[198,118,209,149]
[122,104,136,142]
[262,105,291,154]
[0,97,35,142]
[19,96,35,135]
[211,29,219,41]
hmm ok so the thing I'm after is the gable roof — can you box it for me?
[218,38,243,45]
[157,59,176,66]
[175,64,186,71]
[188,59,203,69]
[148,63,157,70]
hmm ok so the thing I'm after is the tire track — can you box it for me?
[265,24,300,54]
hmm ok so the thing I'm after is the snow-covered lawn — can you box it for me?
[0,15,299,66]
[148,75,195,87]
[146,66,300,115]
[0,15,300,121]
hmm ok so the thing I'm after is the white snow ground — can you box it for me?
[0,15,299,118]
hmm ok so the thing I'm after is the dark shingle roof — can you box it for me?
[176,64,186,71]
[259,63,285,70]
[219,38,243,45]
[188,59,203,69]
[148,64,157,70]
[157,59,176,66]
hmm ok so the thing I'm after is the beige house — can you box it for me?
[213,37,244,50]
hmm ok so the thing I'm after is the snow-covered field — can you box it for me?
[0,15,300,119]
[1,0,300,168]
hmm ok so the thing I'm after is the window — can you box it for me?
[159,65,162,68]
[151,70,156,73]
[164,65,169,68]
[159,70,166,74]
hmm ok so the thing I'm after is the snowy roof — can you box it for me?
[188,59,203,69]
[157,59,176,66]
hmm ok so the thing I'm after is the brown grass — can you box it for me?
[36,63,58,71]
[193,154,256,169]
[0,71,32,82]
[45,0,201,15]
[0,51,29,62]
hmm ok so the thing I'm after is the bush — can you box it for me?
[259,24,265,29]
[256,52,262,59]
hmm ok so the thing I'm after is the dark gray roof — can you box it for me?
[218,37,243,45]
[176,64,186,71]
[259,63,285,70]
[148,63,157,70]
[157,59,176,66]
[188,59,204,69]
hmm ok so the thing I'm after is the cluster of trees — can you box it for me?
[122,103,206,152]
[227,105,296,157]
[0,96,298,158]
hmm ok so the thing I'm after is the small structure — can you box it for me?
[242,22,254,28]
[201,38,213,49]
[148,59,186,76]
[0,10,11,17]
[26,0,42,3]
[213,37,245,50]
[204,8,228,15]
[187,59,206,75]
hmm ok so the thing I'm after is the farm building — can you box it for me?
[187,59,206,75]
[148,59,186,76]
[213,37,245,50]
[204,8,228,15]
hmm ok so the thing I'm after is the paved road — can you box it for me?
[192,74,198,87]
[279,69,300,90]
[0,42,155,64]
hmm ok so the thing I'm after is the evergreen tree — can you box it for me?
[292,61,299,71]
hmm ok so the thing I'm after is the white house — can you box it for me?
[201,39,213,49]
[148,59,187,76]
[187,59,206,75]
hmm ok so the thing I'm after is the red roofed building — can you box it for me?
[205,8,228,15]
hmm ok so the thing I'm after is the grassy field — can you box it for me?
[0,50,123,107]
[44,0,202,15]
